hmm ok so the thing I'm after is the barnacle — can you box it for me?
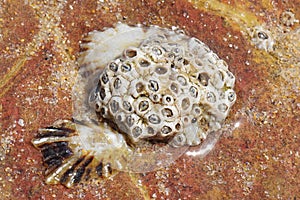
[249,26,275,51]
[32,23,236,187]
[280,10,299,27]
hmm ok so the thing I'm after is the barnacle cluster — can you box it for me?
[32,23,237,187]
[88,29,236,147]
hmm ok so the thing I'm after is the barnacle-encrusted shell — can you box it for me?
[32,23,236,187]
[80,23,236,147]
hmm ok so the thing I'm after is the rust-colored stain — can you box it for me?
[0,0,299,199]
